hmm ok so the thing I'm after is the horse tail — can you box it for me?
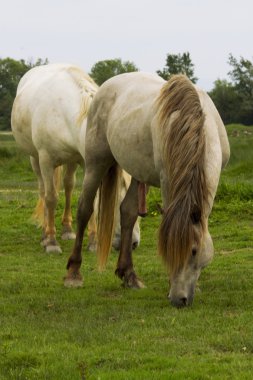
[156,74,208,276]
[66,66,98,126]
[31,197,45,227]
[31,166,63,226]
[97,165,122,271]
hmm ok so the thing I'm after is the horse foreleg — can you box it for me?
[61,163,78,240]
[115,178,145,289]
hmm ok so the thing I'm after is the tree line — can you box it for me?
[0,53,253,130]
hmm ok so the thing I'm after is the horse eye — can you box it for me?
[191,206,201,224]
[192,248,197,257]
[191,212,201,224]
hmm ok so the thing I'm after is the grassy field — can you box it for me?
[0,125,253,379]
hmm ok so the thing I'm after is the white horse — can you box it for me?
[64,72,230,308]
[11,64,140,253]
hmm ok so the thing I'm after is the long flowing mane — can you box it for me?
[66,66,98,126]
[156,74,208,276]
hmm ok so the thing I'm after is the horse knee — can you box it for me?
[45,191,58,209]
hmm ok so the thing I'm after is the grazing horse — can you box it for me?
[11,64,140,253]
[65,72,230,307]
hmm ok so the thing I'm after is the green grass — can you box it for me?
[1,128,253,379]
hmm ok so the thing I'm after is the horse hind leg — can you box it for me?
[39,152,62,253]
[61,163,78,240]
[115,177,145,289]
[30,156,47,241]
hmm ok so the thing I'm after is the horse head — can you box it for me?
[168,219,214,307]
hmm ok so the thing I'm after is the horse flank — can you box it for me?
[156,74,208,276]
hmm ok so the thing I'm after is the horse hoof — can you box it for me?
[134,278,146,289]
[125,278,146,289]
[46,245,62,254]
[61,232,76,240]
[64,274,83,288]
[41,239,47,247]
[123,273,146,289]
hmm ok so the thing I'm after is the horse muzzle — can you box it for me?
[168,288,194,308]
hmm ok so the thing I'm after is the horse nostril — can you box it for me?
[170,296,188,308]
[132,241,138,250]
[180,297,187,306]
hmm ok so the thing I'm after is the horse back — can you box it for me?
[11,64,96,160]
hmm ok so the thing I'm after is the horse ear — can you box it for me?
[191,205,201,224]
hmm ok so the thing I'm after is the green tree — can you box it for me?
[89,58,139,86]
[0,57,48,131]
[228,54,253,98]
[227,54,253,124]
[157,52,198,83]
[208,79,240,124]
[208,54,253,125]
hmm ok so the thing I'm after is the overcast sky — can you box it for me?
[1,0,252,90]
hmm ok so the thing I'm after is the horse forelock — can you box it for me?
[66,66,98,126]
[156,74,208,276]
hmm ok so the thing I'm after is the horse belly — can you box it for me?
[108,126,160,186]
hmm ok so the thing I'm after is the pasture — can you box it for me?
[0,126,253,379]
